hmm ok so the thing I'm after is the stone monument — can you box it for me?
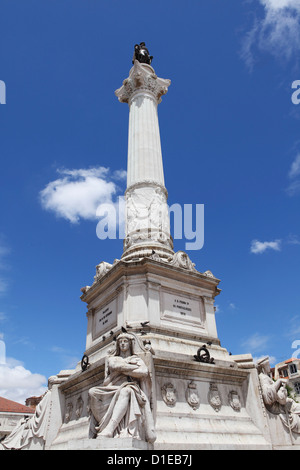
[2,44,300,450]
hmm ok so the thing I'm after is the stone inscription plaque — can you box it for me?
[161,291,203,328]
[172,298,192,315]
[94,299,117,337]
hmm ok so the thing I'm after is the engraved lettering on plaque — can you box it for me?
[161,291,204,328]
[94,299,117,337]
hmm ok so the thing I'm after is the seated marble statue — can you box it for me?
[257,357,287,412]
[89,331,156,443]
[257,356,300,434]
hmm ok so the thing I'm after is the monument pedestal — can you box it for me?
[45,256,272,450]
[81,255,222,363]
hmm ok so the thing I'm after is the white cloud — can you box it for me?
[112,169,127,181]
[288,153,300,178]
[0,242,10,269]
[250,239,281,254]
[40,166,126,224]
[285,314,300,339]
[286,179,300,195]
[0,279,8,294]
[0,358,47,404]
[241,332,271,354]
[286,154,300,195]
[0,312,7,321]
[242,0,300,69]
[253,354,277,366]
[50,345,80,370]
[286,233,300,245]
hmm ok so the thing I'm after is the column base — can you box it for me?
[122,241,174,262]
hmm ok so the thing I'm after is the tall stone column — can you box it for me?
[115,60,174,261]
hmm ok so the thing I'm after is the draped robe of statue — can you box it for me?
[257,357,300,434]
[89,333,156,443]
[0,390,51,450]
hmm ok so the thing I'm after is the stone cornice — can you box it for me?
[80,257,221,305]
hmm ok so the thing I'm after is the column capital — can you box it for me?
[115,60,171,105]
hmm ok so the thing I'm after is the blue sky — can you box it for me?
[1,0,300,403]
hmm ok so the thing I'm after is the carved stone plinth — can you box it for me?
[67,437,153,450]
[81,257,221,358]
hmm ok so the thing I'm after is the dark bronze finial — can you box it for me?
[132,42,153,65]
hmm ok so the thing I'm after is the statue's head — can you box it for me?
[109,330,148,357]
[116,333,133,355]
[133,42,153,65]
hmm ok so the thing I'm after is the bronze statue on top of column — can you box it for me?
[132,42,153,65]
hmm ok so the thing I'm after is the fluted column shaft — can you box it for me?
[127,92,165,188]
[115,61,173,261]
